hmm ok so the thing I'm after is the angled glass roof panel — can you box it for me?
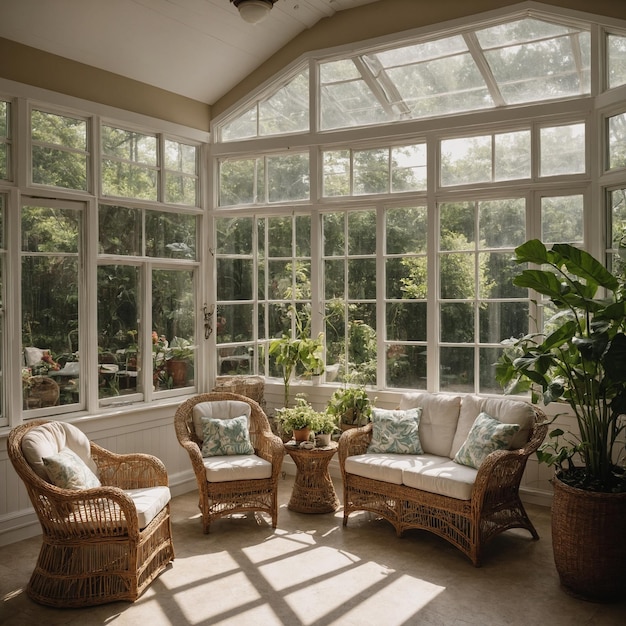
[386,52,493,118]
[476,18,591,104]
[259,70,309,136]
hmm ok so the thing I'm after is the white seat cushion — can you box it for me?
[203,454,272,482]
[344,453,450,485]
[402,460,477,500]
[124,486,171,529]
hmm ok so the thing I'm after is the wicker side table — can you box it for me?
[284,441,340,514]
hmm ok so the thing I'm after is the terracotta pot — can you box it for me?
[292,426,311,443]
[551,476,626,602]
[166,359,188,386]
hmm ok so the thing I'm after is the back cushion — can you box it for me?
[399,393,462,456]
[21,421,98,481]
[450,395,536,458]
[192,400,252,440]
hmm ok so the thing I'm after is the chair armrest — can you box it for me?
[37,483,143,539]
[91,443,169,489]
[255,431,285,480]
[338,424,373,476]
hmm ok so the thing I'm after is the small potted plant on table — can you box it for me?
[276,395,324,443]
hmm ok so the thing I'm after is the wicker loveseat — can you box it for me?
[338,393,547,566]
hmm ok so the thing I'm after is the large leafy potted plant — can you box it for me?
[326,385,373,431]
[496,239,626,602]
[276,395,324,443]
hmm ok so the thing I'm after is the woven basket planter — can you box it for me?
[551,476,626,602]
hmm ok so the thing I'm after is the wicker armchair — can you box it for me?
[174,392,284,533]
[7,420,175,607]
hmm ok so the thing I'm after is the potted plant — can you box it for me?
[165,336,195,386]
[326,385,373,431]
[268,307,325,408]
[311,411,339,446]
[495,239,626,602]
[276,395,324,443]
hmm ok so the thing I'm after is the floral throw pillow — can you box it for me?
[201,415,255,457]
[453,412,520,469]
[367,407,423,454]
[42,447,101,490]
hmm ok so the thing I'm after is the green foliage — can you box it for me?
[276,395,322,432]
[268,306,325,407]
[310,410,339,434]
[326,385,373,426]
[496,240,626,492]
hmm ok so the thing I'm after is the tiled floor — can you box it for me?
[1,476,625,625]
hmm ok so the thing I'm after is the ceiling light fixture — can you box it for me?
[231,0,277,25]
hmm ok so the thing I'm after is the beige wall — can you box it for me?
[212,0,626,117]
[0,37,211,131]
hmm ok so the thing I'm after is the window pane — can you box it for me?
[22,205,79,253]
[97,265,141,400]
[152,269,195,390]
[386,302,427,341]
[479,198,526,248]
[268,216,293,257]
[219,158,263,206]
[354,148,389,195]
[164,140,198,206]
[441,303,474,342]
[608,34,626,89]
[441,136,491,186]
[216,217,253,255]
[440,346,474,392]
[494,131,531,180]
[259,70,309,136]
[348,210,377,255]
[608,112,626,170]
[440,202,474,250]
[101,126,157,200]
[323,212,345,257]
[542,195,584,244]
[323,150,350,197]
[391,144,427,192]
[267,153,310,203]
[479,302,529,343]
[348,258,376,299]
[386,206,427,254]
[99,205,141,255]
[540,123,585,176]
[146,211,196,259]
[31,110,87,191]
[386,344,427,389]
[216,258,253,301]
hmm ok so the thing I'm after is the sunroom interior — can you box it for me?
[0,0,626,620]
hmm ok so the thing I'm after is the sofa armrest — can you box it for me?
[338,423,373,478]
[471,407,548,509]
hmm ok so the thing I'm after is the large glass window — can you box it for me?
[98,204,198,403]
[0,195,5,426]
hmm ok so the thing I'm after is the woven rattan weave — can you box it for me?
[284,442,340,514]
[7,420,175,607]
[174,392,284,533]
[339,406,547,566]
